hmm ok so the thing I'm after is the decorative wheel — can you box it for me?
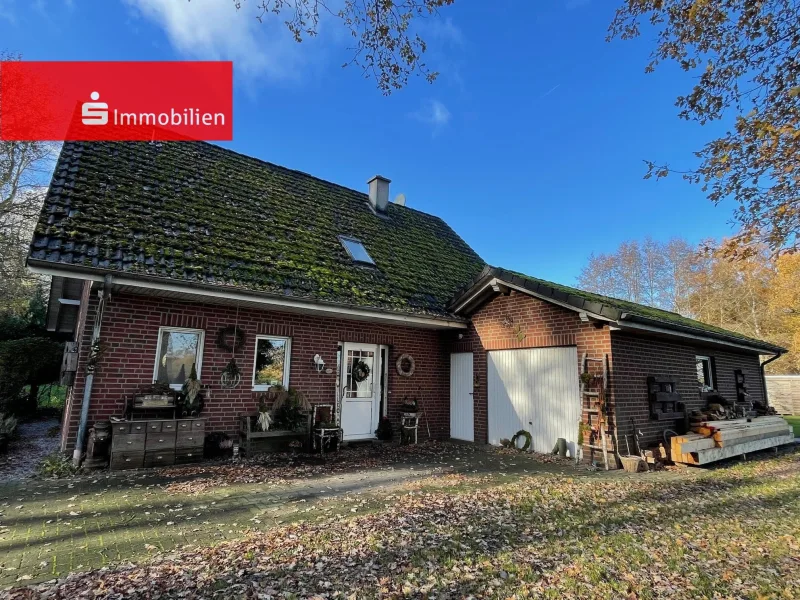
[220,371,241,389]
[352,359,371,383]
[511,429,532,451]
[220,358,242,389]
[396,354,415,377]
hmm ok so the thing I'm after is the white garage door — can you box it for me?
[488,347,581,454]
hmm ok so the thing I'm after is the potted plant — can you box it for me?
[0,413,18,453]
[375,417,394,441]
[257,395,272,432]
[272,388,310,431]
[400,397,418,415]
[179,363,204,417]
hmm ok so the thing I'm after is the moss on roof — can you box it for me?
[513,269,783,350]
[30,142,486,317]
[460,267,784,352]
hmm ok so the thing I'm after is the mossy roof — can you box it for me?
[452,266,785,353]
[30,141,486,318]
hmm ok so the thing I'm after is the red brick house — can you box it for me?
[30,142,784,466]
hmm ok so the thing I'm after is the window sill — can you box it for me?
[152,382,183,392]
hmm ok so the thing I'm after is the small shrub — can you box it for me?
[272,389,309,431]
[0,413,18,436]
[375,417,394,440]
[0,413,17,453]
[36,452,78,479]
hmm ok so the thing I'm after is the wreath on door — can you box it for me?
[396,354,415,377]
[352,359,371,383]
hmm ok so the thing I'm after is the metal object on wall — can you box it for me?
[73,279,110,466]
[646,376,686,421]
[83,421,111,469]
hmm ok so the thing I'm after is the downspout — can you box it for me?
[760,352,783,409]
[72,276,112,466]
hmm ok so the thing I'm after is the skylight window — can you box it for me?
[339,236,375,265]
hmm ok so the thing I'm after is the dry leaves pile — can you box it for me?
[8,450,800,599]
[158,442,480,495]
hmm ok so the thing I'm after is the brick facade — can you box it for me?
[444,290,614,462]
[443,290,768,467]
[61,290,451,452]
[61,286,770,467]
[610,332,765,449]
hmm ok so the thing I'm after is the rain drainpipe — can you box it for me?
[72,275,112,466]
[760,352,783,409]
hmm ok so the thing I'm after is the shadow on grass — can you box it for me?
[10,452,798,598]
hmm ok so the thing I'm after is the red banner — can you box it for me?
[0,61,233,141]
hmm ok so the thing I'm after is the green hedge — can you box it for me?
[0,337,64,414]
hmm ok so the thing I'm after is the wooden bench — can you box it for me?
[238,412,311,456]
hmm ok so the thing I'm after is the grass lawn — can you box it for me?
[5,445,800,599]
[785,415,800,437]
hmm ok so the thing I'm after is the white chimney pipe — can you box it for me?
[367,175,391,213]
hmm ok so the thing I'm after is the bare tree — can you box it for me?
[0,54,57,315]
[0,142,54,315]
[577,237,695,312]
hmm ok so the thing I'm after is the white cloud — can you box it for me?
[0,0,17,24]
[124,0,310,81]
[411,99,451,135]
[425,17,464,48]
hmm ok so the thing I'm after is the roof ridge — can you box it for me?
[192,140,442,220]
[490,266,783,351]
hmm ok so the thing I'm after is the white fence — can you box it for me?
[766,375,800,415]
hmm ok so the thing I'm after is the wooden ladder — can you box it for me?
[581,353,611,470]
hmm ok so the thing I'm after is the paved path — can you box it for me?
[0,420,60,481]
[0,443,588,587]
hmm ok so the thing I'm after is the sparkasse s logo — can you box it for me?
[0,61,233,141]
[79,89,227,129]
[82,92,108,126]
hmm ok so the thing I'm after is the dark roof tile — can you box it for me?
[30,141,486,318]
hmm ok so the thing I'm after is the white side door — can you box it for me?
[450,352,474,441]
[340,343,381,441]
[487,347,581,454]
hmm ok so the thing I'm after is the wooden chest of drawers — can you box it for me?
[110,419,205,470]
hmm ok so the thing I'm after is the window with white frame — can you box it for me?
[696,355,715,392]
[153,327,205,390]
[252,336,291,390]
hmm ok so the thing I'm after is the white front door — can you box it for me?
[450,352,474,441]
[340,343,381,441]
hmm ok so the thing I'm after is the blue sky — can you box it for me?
[0,0,738,285]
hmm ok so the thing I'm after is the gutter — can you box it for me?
[26,260,468,330]
[73,276,110,466]
[617,313,784,356]
[760,353,784,410]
